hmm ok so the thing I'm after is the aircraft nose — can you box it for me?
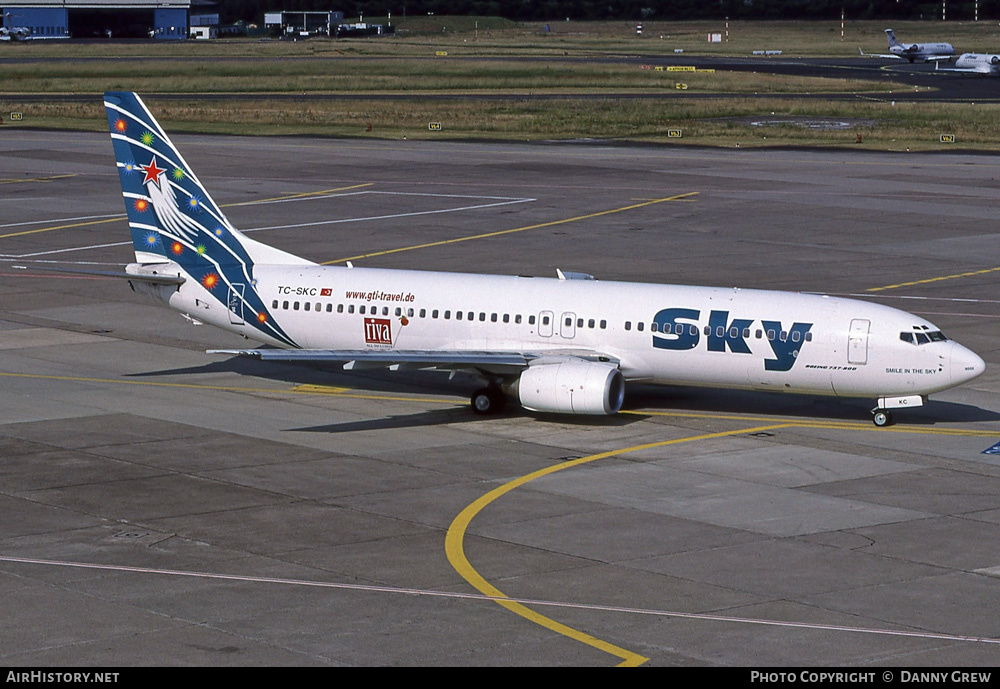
[951,342,986,385]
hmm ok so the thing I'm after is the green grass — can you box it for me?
[2,18,999,150]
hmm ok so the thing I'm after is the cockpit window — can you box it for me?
[900,330,948,345]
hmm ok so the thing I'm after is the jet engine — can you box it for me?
[513,360,624,415]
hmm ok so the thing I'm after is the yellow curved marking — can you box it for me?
[0,184,372,240]
[445,424,790,667]
[325,193,697,265]
[867,266,1000,292]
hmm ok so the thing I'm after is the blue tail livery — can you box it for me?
[104,91,309,346]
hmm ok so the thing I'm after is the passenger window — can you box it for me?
[755,329,762,339]
[542,315,550,325]
[282,301,289,310]
[408,308,414,317]
[326,304,332,312]
[625,321,631,331]
[348,305,354,314]
[791,331,800,342]
[359,305,366,315]
[419,309,425,318]
[293,302,300,311]
[515,315,522,324]
[432,309,439,318]
[272,300,278,309]
[337,304,344,313]
[600,320,607,329]
[315,303,321,312]
[383,307,389,316]
[565,317,572,327]
[742,328,750,338]
[577,318,583,328]
[716,326,724,337]
[479,313,486,322]
[467,311,474,321]
[503,314,510,323]
[805,332,812,342]
[456,311,463,321]
[588,319,595,328]
[651,322,658,333]
[304,303,311,312]
[766,329,775,341]
[528,315,535,325]
[395,307,401,317]
[444,310,451,319]
[638,322,644,332]
[491,313,498,322]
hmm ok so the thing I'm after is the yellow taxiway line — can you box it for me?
[325,192,698,265]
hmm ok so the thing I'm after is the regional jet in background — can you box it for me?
[0,13,30,41]
[936,52,1000,75]
[871,28,956,62]
[99,92,985,427]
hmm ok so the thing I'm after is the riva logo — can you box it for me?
[364,317,392,345]
[651,308,812,372]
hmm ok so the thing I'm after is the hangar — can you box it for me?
[1,0,191,39]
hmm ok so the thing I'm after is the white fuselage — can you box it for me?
[162,263,985,401]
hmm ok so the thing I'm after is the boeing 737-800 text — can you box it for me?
[103,92,985,426]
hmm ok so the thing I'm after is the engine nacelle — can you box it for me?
[515,361,625,415]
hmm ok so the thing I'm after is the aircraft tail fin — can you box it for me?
[885,28,899,48]
[103,91,312,268]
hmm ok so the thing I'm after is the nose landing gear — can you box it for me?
[872,409,894,427]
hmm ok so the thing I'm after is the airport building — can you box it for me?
[1,0,192,40]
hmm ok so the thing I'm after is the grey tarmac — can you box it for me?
[1,130,1000,666]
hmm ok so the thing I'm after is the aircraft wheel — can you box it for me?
[471,387,505,415]
[872,410,893,427]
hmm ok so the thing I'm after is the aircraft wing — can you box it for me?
[209,347,619,375]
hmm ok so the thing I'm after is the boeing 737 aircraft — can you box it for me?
[874,28,956,62]
[102,92,985,426]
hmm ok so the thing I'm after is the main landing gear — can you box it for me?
[471,386,506,415]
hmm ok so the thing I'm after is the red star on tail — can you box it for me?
[141,156,165,187]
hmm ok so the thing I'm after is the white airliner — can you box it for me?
[102,92,985,426]
[936,53,1000,75]
[868,28,956,62]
